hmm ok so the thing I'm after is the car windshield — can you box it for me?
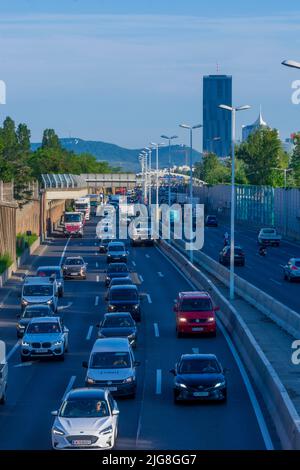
[110,290,138,301]
[65,213,81,223]
[108,265,128,273]
[179,359,221,374]
[60,399,109,418]
[103,316,134,328]
[37,269,61,279]
[23,285,53,296]
[23,307,50,318]
[27,322,61,334]
[180,298,212,312]
[65,259,84,266]
[262,229,275,234]
[109,245,125,252]
[90,351,131,369]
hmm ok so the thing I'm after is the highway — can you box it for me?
[0,217,274,450]
[202,222,300,314]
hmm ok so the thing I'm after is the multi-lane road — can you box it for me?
[0,217,276,449]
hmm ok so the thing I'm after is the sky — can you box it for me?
[1,0,300,150]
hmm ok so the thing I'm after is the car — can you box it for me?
[99,238,111,254]
[105,263,130,287]
[106,241,128,263]
[170,354,227,403]
[0,346,8,405]
[82,338,140,398]
[107,285,141,322]
[130,224,154,247]
[51,387,119,450]
[257,228,281,247]
[283,258,300,282]
[205,215,218,227]
[36,266,64,297]
[219,245,245,266]
[62,256,87,279]
[108,277,134,289]
[21,276,58,312]
[173,291,219,337]
[20,316,69,362]
[16,304,54,338]
[97,312,137,348]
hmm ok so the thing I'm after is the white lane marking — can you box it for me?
[14,362,34,368]
[86,326,93,340]
[94,242,97,246]
[158,272,164,277]
[146,294,152,304]
[96,262,99,268]
[62,375,76,401]
[57,302,73,311]
[270,278,282,286]
[139,275,144,283]
[156,369,162,394]
[145,254,150,258]
[154,323,159,337]
[59,236,71,266]
[95,296,99,306]
[132,261,136,267]
[96,275,100,282]
[192,348,199,354]
[155,244,274,450]
[6,341,20,361]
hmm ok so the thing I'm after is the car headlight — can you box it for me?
[176,382,187,389]
[123,376,135,383]
[52,426,65,436]
[108,305,115,311]
[207,317,215,322]
[178,317,187,323]
[47,300,53,305]
[17,324,25,330]
[54,340,63,346]
[22,300,28,305]
[133,304,139,310]
[214,381,226,388]
[22,341,30,347]
[57,282,62,287]
[128,333,136,340]
[100,425,113,435]
[87,377,96,385]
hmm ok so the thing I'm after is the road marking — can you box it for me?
[146,294,152,304]
[158,272,164,277]
[154,323,159,337]
[94,242,97,246]
[96,275,100,282]
[139,275,144,283]
[192,348,199,354]
[14,361,34,368]
[96,262,99,268]
[59,236,71,266]
[62,376,76,401]
[155,243,274,450]
[270,278,282,286]
[145,254,150,258]
[57,302,73,311]
[6,341,20,361]
[95,296,99,306]
[156,369,162,394]
[86,326,93,340]
[132,261,136,267]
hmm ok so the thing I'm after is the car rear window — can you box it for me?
[108,264,128,273]
[180,298,212,312]
[110,290,138,301]
[65,259,84,266]
[179,358,221,374]
[38,269,61,278]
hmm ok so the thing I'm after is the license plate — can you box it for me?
[192,327,204,332]
[36,348,47,353]
[72,439,92,446]
[107,387,117,391]
[71,273,78,276]
[193,392,209,397]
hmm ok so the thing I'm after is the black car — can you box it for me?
[107,285,141,321]
[97,312,137,348]
[16,304,54,338]
[106,241,128,263]
[170,354,227,403]
[99,238,112,254]
[105,263,130,287]
[62,256,87,279]
[205,215,218,227]
[219,245,245,266]
[108,276,134,288]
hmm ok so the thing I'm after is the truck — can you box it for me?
[0,341,8,404]
[86,194,100,216]
[258,228,282,247]
[62,212,83,238]
[74,197,91,221]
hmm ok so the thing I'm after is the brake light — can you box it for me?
[291,266,299,271]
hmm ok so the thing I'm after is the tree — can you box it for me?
[290,133,300,187]
[41,129,61,149]
[194,153,231,185]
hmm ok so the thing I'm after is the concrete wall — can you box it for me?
[16,200,40,235]
[0,201,17,260]
[44,199,65,235]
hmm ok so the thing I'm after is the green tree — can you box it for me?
[290,133,300,187]
[42,129,61,149]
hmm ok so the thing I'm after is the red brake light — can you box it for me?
[291,266,298,271]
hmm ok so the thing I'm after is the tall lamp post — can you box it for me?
[141,150,148,204]
[150,142,165,224]
[219,104,250,300]
[144,147,153,206]
[139,153,146,203]
[160,134,178,206]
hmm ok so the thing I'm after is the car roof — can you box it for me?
[91,337,131,353]
[180,353,218,361]
[65,256,83,260]
[110,277,132,283]
[179,291,211,299]
[37,266,61,271]
[108,262,128,269]
[28,316,60,324]
[110,284,137,291]
[24,276,53,285]
[103,312,134,319]
[108,241,125,246]
[66,387,106,400]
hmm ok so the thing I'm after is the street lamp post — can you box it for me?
[150,142,165,224]
[160,135,178,206]
[179,123,202,264]
[141,150,148,205]
[144,147,153,206]
[219,104,250,300]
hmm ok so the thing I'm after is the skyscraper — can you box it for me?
[203,75,232,157]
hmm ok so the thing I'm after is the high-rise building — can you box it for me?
[203,75,232,157]
[242,108,268,142]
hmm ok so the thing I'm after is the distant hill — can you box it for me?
[31,138,202,172]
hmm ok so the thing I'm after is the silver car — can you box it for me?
[283,258,300,282]
[21,316,69,362]
[21,276,58,312]
[51,388,119,450]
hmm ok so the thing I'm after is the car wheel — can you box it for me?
[211,330,217,338]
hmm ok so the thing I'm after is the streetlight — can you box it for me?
[141,150,148,204]
[282,60,300,69]
[150,142,165,224]
[219,104,250,300]
[160,134,178,206]
[139,153,147,204]
[179,123,202,264]
[144,147,153,206]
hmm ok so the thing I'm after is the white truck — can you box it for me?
[0,341,8,404]
[257,228,282,247]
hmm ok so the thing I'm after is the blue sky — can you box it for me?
[1,0,300,150]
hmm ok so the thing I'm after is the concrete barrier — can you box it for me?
[158,239,300,449]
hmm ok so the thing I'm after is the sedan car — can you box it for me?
[51,388,119,450]
[170,354,227,403]
[283,258,300,282]
[219,245,245,266]
[16,304,54,338]
[36,265,64,297]
[205,215,218,227]
[62,256,87,279]
[105,263,130,287]
[20,316,69,362]
[97,312,137,348]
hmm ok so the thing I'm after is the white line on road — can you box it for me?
[154,323,159,337]
[158,272,164,277]
[95,296,99,306]
[132,261,136,267]
[192,348,199,354]
[14,361,34,368]
[96,262,99,268]
[6,341,20,361]
[145,254,150,258]
[86,326,93,340]
[139,275,144,283]
[146,294,152,304]
[156,369,162,394]
[57,302,73,312]
[96,275,100,282]
[59,236,71,266]
[270,278,282,286]
[94,242,97,246]
[62,376,76,401]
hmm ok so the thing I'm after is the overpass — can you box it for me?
[81,173,138,193]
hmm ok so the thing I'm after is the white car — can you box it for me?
[51,388,119,450]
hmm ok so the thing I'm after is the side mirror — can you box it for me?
[82,361,88,369]
[112,409,120,416]
[214,306,220,312]
[169,368,176,376]
[134,361,141,367]
[51,410,58,416]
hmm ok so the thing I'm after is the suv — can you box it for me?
[36,266,64,297]
[21,276,58,312]
[20,316,69,362]
[82,338,140,398]
[107,285,141,322]
[16,304,54,338]
[62,256,87,279]
[106,242,128,263]
[173,291,219,337]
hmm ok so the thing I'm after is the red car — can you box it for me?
[173,291,219,337]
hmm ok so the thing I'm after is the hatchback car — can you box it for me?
[106,242,128,263]
[16,304,54,338]
[219,245,245,266]
[36,265,64,297]
[97,312,137,348]
[62,256,87,279]
[170,354,227,403]
[107,285,141,321]
[283,258,300,282]
[51,388,119,450]
[205,215,218,227]
[105,263,130,287]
